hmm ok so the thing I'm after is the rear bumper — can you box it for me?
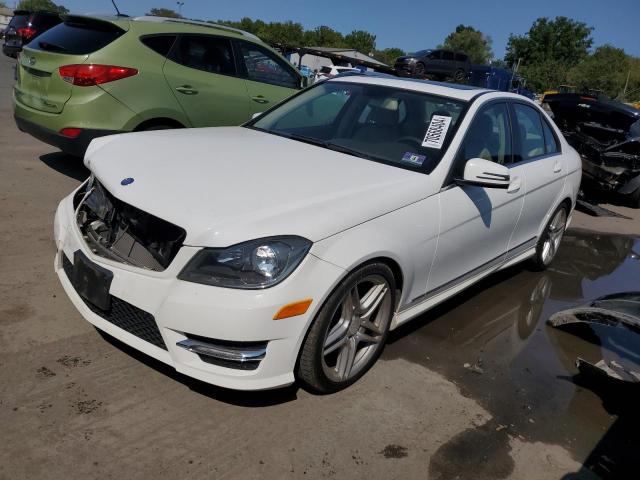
[14,115,121,157]
[2,43,20,58]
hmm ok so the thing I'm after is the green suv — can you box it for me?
[14,15,304,156]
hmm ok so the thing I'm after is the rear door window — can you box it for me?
[26,19,124,54]
[442,51,455,61]
[237,42,299,88]
[541,117,560,154]
[169,35,236,76]
[513,103,546,161]
[141,35,176,57]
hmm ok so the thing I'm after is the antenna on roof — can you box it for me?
[110,0,127,17]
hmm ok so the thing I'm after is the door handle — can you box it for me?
[507,176,521,194]
[251,95,269,104]
[553,160,563,173]
[175,85,198,95]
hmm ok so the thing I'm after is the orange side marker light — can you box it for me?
[273,299,313,320]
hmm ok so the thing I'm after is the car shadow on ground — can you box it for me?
[39,151,90,181]
[95,328,300,407]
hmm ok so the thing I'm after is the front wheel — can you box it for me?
[297,263,396,393]
[413,62,426,78]
[529,204,569,271]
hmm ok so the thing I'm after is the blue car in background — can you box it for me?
[469,65,535,99]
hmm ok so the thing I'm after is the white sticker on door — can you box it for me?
[422,115,452,149]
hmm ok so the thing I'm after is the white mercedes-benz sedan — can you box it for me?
[54,74,581,392]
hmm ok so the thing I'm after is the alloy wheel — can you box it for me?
[321,274,392,382]
[541,207,567,265]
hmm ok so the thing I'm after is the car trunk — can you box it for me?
[14,15,127,114]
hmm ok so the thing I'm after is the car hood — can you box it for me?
[85,127,434,247]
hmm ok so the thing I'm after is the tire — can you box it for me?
[413,62,426,78]
[528,203,569,271]
[297,263,397,393]
[453,69,466,82]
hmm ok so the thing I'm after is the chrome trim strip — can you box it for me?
[176,339,266,363]
[401,237,537,312]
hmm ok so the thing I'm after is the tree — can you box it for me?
[16,0,68,13]
[147,8,182,18]
[505,17,593,91]
[372,47,405,66]
[568,45,634,99]
[257,21,304,46]
[344,30,376,54]
[304,26,344,48]
[438,25,492,64]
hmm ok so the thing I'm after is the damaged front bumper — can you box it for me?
[53,181,346,390]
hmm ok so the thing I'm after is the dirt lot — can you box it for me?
[1,54,639,479]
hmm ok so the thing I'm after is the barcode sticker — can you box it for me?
[422,115,452,149]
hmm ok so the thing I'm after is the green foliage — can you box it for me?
[505,17,593,91]
[438,24,493,64]
[344,30,376,55]
[16,0,68,13]
[147,8,182,19]
[304,25,345,48]
[373,47,405,66]
[568,45,639,100]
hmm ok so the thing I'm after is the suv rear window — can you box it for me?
[8,13,30,29]
[26,19,124,55]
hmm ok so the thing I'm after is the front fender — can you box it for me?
[310,196,439,309]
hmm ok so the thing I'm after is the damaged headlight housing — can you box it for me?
[178,236,312,289]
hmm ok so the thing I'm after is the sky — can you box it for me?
[26,0,640,59]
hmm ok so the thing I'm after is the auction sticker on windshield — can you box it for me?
[401,152,426,166]
[422,115,452,149]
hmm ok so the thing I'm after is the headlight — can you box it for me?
[178,236,311,289]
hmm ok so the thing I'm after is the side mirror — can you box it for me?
[455,158,510,189]
[251,112,263,120]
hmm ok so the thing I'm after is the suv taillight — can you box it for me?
[17,26,36,40]
[58,64,138,86]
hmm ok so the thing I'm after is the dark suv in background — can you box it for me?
[2,10,62,58]
[394,49,470,81]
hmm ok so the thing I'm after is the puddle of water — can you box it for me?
[384,228,640,476]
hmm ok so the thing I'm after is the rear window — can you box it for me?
[320,66,332,74]
[26,19,124,55]
[8,14,30,29]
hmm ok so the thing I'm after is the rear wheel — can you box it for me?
[453,69,466,82]
[529,204,569,270]
[297,263,396,393]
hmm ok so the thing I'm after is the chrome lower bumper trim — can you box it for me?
[176,338,266,363]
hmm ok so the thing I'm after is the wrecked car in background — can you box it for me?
[543,93,640,207]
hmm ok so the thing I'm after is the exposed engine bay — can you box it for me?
[73,176,186,271]
[543,93,640,205]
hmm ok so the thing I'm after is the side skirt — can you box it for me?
[391,240,536,330]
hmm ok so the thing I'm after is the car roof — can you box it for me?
[130,16,261,41]
[329,73,490,101]
[61,14,261,42]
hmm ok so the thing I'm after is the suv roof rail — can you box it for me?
[132,16,260,41]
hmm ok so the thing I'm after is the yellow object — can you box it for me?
[273,299,313,320]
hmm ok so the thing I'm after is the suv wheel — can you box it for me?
[297,263,396,393]
[414,62,426,78]
[453,69,466,82]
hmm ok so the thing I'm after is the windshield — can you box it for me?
[411,50,431,57]
[249,81,466,173]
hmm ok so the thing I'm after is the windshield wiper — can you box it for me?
[324,142,388,163]
[38,41,67,52]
